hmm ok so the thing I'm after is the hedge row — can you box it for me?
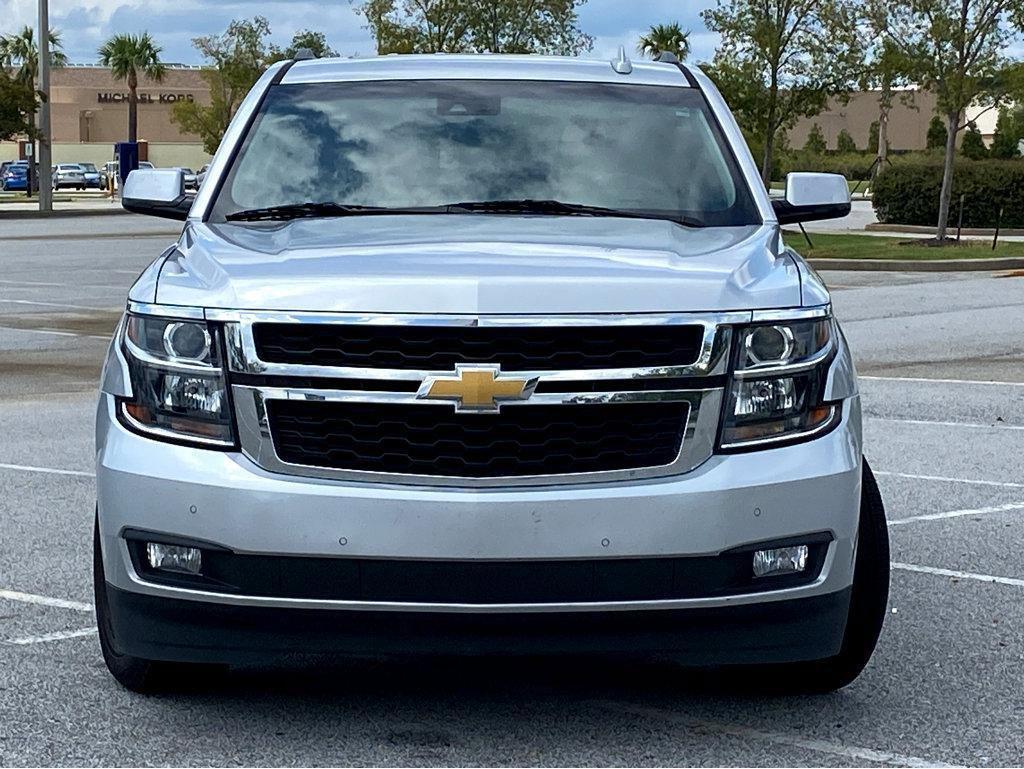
[872,160,1024,228]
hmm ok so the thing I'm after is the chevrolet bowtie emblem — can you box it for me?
[417,365,537,413]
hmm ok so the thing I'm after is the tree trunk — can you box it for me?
[128,71,138,143]
[876,83,890,177]
[935,111,959,242]
[761,131,775,187]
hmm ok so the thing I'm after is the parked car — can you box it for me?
[1,161,38,192]
[172,166,198,191]
[100,52,888,694]
[196,164,210,188]
[79,162,103,189]
[52,163,87,190]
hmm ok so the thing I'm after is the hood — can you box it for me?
[141,215,803,314]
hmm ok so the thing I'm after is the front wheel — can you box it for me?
[93,515,225,692]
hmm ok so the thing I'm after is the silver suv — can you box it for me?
[98,52,888,693]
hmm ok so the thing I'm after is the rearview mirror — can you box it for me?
[772,172,850,225]
[122,168,194,221]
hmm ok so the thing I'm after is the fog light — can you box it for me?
[752,545,808,578]
[146,542,202,575]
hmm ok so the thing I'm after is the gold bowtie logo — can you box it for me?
[417,366,537,413]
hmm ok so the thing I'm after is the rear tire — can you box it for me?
[93,515,226,693]
[744,459,890,693]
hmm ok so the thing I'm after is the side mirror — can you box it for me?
[122,168,194,221]
[772,172,850,225]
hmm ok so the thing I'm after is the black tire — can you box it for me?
[93,515,226,693]
[752,459,890,693]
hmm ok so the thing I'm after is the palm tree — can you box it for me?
[98,32,166,143]
[0,26,67,178]
[0,26,67,86]
[636,23,691,62]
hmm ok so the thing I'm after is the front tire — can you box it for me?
[93,515,225,692]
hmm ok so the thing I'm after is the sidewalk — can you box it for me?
[0,197,127,218]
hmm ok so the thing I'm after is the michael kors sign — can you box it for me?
[97,92,196,104]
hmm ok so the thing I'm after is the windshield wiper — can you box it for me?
[445,199,704,227]
[226,202,396,222]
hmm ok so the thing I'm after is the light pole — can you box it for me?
[37,0,53,212]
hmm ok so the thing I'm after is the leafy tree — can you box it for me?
[990,106,1024,158]
[701,0,865,185]
[836,128,858,153]
[961,121,988,159]
[356,0,592,55]
[171,17,276,154]
[268,29,339,62]
[926,115,948,150]
[870,0,1024,241]
[0,71,37,141]
[860,37,914,173]
[804,123,827,153]
[637,22,690,61]
[98,33,166,143]
[0,26,67,174]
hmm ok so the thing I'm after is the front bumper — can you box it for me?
[96,393,862,662]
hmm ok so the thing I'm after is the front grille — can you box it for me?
[268,400,689,477]
[252,323,704,371]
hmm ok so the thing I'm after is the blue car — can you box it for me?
[1,162,38,192]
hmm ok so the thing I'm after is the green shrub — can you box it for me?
[775,151,878,181]
[836,128,858,153]
[872,160,1024,227]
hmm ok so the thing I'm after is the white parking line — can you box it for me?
[889,502,1024,526]
[0,462,94,478]
[0,588,93,612]
[4,627,97,645]
[594,702,957,768]
[861,375,1024,387]
[0,325,110,341]
[893,562,1024,588]
[869,416,1024,431]
[0,299,117,311]
[875,471,1024,489]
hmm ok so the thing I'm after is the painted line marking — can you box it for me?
[861,375,1024,387]
[875,471,1024,489]
[889,502,1024,526]
[0,299,117,312]
[0,462,94,478]
[593,702,957,768]
[0,588,93,612]
[0,325,109,341]
[868,416,1024,431]
[4,627,97,646]
[894,562,1024,588]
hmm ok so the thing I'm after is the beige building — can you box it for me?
[2,65,212,169]
[789,90,940,152]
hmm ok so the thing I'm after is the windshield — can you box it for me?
[212,79,759,226]
[81,163,97,172]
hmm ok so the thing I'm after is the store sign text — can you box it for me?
[96,92,196,104]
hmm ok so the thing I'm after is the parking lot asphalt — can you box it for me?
[1,215,1023,767]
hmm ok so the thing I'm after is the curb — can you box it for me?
[0,207,129,220]
[808,257,1024,272]
[865,223,1024,237]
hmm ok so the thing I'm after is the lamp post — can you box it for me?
[37,0,53,212]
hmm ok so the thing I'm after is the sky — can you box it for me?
[0,0,721,67]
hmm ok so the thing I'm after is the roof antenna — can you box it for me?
[611,45,632,75]
[656,51,679,64]
[293,47,316,61]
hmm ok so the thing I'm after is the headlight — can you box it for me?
[118,313,235,447]
[719,316,840,449]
